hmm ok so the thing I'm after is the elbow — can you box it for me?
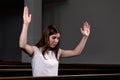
[75,52,80,56]
[74,50,82,56]
[19,40,26,49]
[19,43,25,49]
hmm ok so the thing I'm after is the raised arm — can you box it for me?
[61,21,90,57]
[19,6,34,56]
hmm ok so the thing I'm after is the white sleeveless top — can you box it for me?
[31,46,61,77]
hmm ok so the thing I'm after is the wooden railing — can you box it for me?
[0,62,120,79]
[59,63,120,75]
[1,74,120,80]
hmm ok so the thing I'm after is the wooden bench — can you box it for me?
[1,74,120,80]
[0,62,120,77]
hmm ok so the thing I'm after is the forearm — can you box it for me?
[74,36,88,55]
[19,23,29,48]
[61,21,90,57]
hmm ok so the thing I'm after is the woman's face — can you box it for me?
[49,33,60,48]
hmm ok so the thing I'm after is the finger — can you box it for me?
[29,14,32,18]
[85,21,90,29]
[23,6,26,15]
[83,21,88,28]
[24,6,28,17]
[80,27,83,33]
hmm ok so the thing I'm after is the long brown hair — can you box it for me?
[36,25,61,60]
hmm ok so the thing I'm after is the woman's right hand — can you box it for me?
[23,6,32,25]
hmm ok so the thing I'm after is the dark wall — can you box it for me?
[43,0,120,64]
[0,0,24,61]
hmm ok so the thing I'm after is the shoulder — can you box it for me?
[32,46,41,51]
[32,46,37,50]
[32,46,42,55]
[58,48,62,53]
[58,48,62,57]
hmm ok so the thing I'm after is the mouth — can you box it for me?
[50,44,57,48]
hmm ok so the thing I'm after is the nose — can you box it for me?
[55,38,59,43]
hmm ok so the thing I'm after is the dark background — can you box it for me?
[1,0,120,64]
[0,0,24,61]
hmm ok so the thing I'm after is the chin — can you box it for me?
[50,46,55,48]
[50,45,56,49]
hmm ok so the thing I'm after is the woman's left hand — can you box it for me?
[80,21,90,37]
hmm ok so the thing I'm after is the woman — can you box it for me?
[19,6,90,77]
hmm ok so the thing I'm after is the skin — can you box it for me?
[19,6,90,57]
[49,33,60,48]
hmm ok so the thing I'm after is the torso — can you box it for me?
[31,46,61,77]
